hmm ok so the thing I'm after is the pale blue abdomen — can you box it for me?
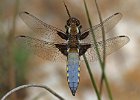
[67,52,80,96]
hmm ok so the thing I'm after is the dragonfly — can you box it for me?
[16,3,130,96]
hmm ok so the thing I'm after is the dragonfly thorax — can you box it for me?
[68,34,79,48]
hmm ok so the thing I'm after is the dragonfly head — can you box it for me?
[66,17,82,34]
[66,17,80,27]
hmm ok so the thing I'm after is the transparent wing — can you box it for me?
[81,13,122,43]
[81,36,130,62]
[19,11,66,43]
[16,35,67,62]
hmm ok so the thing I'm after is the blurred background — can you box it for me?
[0,0,140,100]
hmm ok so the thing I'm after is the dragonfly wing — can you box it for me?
[81,36,130,62]
[16,35,67,62]
[81,13,122,43]
[19,11,66,43]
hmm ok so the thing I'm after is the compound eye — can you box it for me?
[67,20,70,26]
[76,22,79,26]
[65,25,68,29]
[76,20,80,26]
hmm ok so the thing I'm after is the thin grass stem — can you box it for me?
[1,84,65,100]
[83,0,103,100]
[83,0,113,99]
[94,0,106,95]
[6,0,19,99]
[94,0,113,99]
[83,54,101,100]
[83,0,102,67]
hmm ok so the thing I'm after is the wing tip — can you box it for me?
[119,35,130,43]
[23,11,30,14]
[19,11,30,16]
[16,35,26,38]
[20,35,26,37]
[114,12,120,15]
[119,35,125,37]
[119,35,129,38]
[15,35,27,41]
[114,12,123,16]
[114,12,122,18]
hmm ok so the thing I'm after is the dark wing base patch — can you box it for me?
[55,43,68,56]
[79,44,91,56]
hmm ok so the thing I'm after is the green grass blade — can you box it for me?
[83,0,113,99]
[93,0,106,94]
[83,0,102,100]
[94,0,113,99]
[83,54,101,100]
[83,0,102,65]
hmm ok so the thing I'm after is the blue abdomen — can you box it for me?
[67,52,80,96]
